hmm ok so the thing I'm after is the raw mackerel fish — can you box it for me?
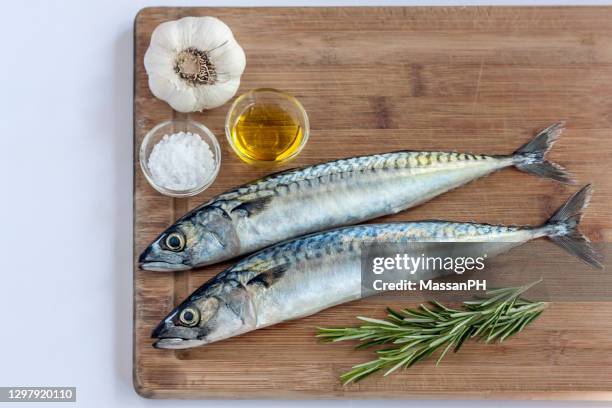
[152,185,601,349]
[140,123,571,271]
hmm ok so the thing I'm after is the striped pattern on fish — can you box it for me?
[152,186,601,349]
[139,123,572,271]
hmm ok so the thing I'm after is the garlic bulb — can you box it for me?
[144,16,246,112]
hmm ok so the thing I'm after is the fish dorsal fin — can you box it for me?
[247,264,288,288]
[231,194,274,217]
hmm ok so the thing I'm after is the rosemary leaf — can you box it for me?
[318,280,547,384]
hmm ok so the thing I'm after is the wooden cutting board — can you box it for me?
[133,7,612,399]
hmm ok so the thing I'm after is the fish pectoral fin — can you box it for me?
[231,194,274,217]
[207,230,226,248]
[247,264,288,288]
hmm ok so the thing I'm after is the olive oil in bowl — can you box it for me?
[226,89,309,164]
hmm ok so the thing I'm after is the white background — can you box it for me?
[2,1,612,407]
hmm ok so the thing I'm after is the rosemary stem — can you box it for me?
[317,280,547,384]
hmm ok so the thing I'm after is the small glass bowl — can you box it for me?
[139,119,221,198]
[225,88,310,165]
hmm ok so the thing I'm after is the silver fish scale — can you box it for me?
[209,151,493,207]
[222,221,519,282]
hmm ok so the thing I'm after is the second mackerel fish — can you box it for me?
[152,185,602,349]
[140,123,572,271]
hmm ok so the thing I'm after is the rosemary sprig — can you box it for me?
[317,280,547,384]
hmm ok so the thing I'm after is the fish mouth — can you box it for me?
[139,261,191,272]
[153,338,207,349]
[152,319,208,349]
[138,244,191,271]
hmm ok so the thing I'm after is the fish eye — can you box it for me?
[165,232,185,252]
[179,308,199,327]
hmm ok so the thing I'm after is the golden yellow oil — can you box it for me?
[230,103,304,163]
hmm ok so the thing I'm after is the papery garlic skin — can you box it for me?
[144,16,246,112]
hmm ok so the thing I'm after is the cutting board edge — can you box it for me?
[131,381,612,401]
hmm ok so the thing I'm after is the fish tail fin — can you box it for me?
[512,122,575,184]
[545,184,603,269]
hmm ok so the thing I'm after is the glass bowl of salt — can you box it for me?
[140,120,221,197]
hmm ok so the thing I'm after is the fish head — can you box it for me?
[152,281,253,349]
[139,207,238,271]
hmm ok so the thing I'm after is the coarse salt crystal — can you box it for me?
[147,131,216,191]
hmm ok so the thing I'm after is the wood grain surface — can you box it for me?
[133,7,612,399]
